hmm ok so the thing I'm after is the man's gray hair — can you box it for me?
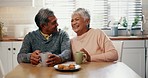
[35,8,55,30]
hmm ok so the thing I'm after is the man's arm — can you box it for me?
[58,31,72,62]
[17,34,32,63]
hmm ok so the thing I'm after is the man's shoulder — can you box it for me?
[24,30,39,38]
[57,29,68,35]
[58,29,66,33]
[26,30,38,35]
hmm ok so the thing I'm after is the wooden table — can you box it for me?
[5,62,141,78]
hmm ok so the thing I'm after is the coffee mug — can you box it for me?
[40,52,50,67]
[74,51,87,65]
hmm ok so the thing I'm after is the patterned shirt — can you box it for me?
[17,29,71,63]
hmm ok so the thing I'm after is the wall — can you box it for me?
[0,0,147,38]
[142,0,148,35]
[0,6,40,37]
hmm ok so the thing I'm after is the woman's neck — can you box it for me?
[77,28,90,36]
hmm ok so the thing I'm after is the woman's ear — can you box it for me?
[85,19,90,25]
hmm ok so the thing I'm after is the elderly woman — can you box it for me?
[70,8,118,62]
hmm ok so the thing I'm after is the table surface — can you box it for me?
[2,35,148,41]
[5,62,141,78]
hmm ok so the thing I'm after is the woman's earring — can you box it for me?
[87,24,90,29]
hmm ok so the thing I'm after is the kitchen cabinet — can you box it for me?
[146,40,148,78]
[0,41,22,74]
[112,40,145,78]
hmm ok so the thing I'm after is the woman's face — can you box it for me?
[71,14,89,36]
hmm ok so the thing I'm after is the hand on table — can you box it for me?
[30,50,41,65]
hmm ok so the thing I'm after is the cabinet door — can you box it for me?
[146,48,148,78]
[122,48,145,78]
[12,42,22,68]
[0,42,13,74]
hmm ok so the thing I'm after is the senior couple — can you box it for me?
[17,8,118,66]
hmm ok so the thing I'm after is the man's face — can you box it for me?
[43,16,58,34]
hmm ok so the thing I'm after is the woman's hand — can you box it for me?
[80,48,91,62]
[30,50,41,65]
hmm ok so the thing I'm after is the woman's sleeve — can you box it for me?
[91,30,118,62]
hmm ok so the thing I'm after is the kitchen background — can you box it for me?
[0,0,43,38]
[0,7,38,38]
[0,0,148,38]
[0,0,148,78]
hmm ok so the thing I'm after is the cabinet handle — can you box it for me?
[8,48,11,50]
[13,48,16,50]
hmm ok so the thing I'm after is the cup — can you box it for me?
[40,52,50,67]
[111,26,118,37]
[74,51,87,65]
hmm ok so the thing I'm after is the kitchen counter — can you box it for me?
[0,36,23,41]
[109,35,148,40]
[1,35,148,41]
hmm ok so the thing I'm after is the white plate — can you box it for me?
[54,64,81,72]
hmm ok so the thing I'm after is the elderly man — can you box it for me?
[17,8,71,66]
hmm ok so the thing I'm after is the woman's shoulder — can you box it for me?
[70,36,77,41]
[89,28,103,34]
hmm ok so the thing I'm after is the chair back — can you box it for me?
[112,41,124,62]
[0,59,4,78]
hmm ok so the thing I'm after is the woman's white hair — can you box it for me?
[72,8,90,21]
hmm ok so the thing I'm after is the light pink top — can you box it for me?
[71,28,118,62]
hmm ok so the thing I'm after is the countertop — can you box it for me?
[109,35,148,40]
[0,36,23,41]
[1,35,148,41]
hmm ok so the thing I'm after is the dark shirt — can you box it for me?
[17,29,71,63]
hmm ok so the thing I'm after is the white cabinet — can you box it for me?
[0,41,22,74]
[145,40,148,78]
[112,40,145,78]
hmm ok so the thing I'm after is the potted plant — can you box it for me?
[121,16,140,36]
[132,16,139,28]
[122,17,128,28]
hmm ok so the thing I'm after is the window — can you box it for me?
[44,0,142,36]
[45,0,75,36]
[108,0,142,29]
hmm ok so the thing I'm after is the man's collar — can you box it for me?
[40,31,52,40]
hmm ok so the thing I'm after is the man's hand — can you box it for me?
[30,50,41,65]
[46,54,62,66]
